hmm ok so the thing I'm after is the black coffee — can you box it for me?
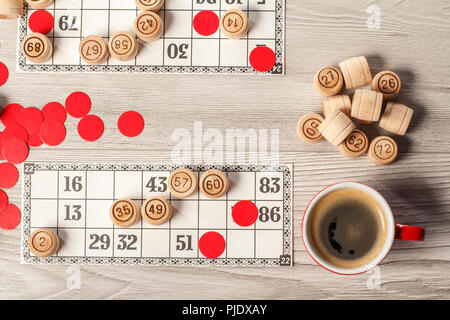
[308,188,388,269]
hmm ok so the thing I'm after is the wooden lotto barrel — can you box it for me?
[0,0,23,19]
[322,95,352,118]
[200,169,229,199]
[168,168,198,198]
[110,199,141,227]
[338,129,369,158]
[372,71,402,101]
[142,197,173,225]
[379,102,414,136]
[368,136,398,166]
[26,0,54,9]
[220,9,249,39]
[21,33,53,63]
[79,35,109,65]
[318,110,356,146]
[351,89,383,124]
[108,31,139,61]
[135,0,164,12]
[339,56,372,90]
[28,229,59,257]
[134,11,164,42]
[297,113,324,143]
[314,66,344,97]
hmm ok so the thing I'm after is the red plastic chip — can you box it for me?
[42,102,67,123]
[28,131,44,147]
[0,162,19,189]
[78,115,104,141]
[20,107,44,134]
[249,46,276,73]
[0,132,4,161]
[1,103,24,127]
[65,91,92,118]
[2,137,29,164]
[118,111,144,138]
[0,62,8,87]
[193,10,220,36]
[0,203,21,230]
[2,123,28,143]
[40,119,66,146]
[199,231,226,259]
[28,9,54,35]
[0,189,8,213]
[232,200,259,227]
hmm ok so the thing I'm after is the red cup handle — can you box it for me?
[395,223,425,241]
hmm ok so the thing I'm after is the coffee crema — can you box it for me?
[307,188,388,269]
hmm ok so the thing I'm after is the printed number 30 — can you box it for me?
[167,43,188,59]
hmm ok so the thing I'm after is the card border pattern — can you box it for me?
[17,0,285,75]
[21,162,293,267]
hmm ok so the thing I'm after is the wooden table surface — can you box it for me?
[0,0,449,300]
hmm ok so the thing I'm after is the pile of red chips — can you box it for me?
[0,62,21,230]
[0,91,102,160]
[1,61,145,231]
[0,90,103,229]
[0,59,102,230]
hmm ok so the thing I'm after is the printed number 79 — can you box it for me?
[59,15,78,31]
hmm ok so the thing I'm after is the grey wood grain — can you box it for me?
[0,0,449,299]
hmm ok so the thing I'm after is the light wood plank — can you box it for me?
[0,0,449,299]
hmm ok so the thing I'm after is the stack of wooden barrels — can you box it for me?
[298,56,414,166]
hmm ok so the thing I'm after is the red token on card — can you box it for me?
[0,162,19,189]
[232,200,259,227]
[193,10,220,36]
[199,231,226,259]
[40,119,66,146]
[0,203,21,230]
[249,46,276,73]
[28,9,54,35]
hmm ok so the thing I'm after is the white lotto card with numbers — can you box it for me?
[16,0,285,74]
[21,163,293,267]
